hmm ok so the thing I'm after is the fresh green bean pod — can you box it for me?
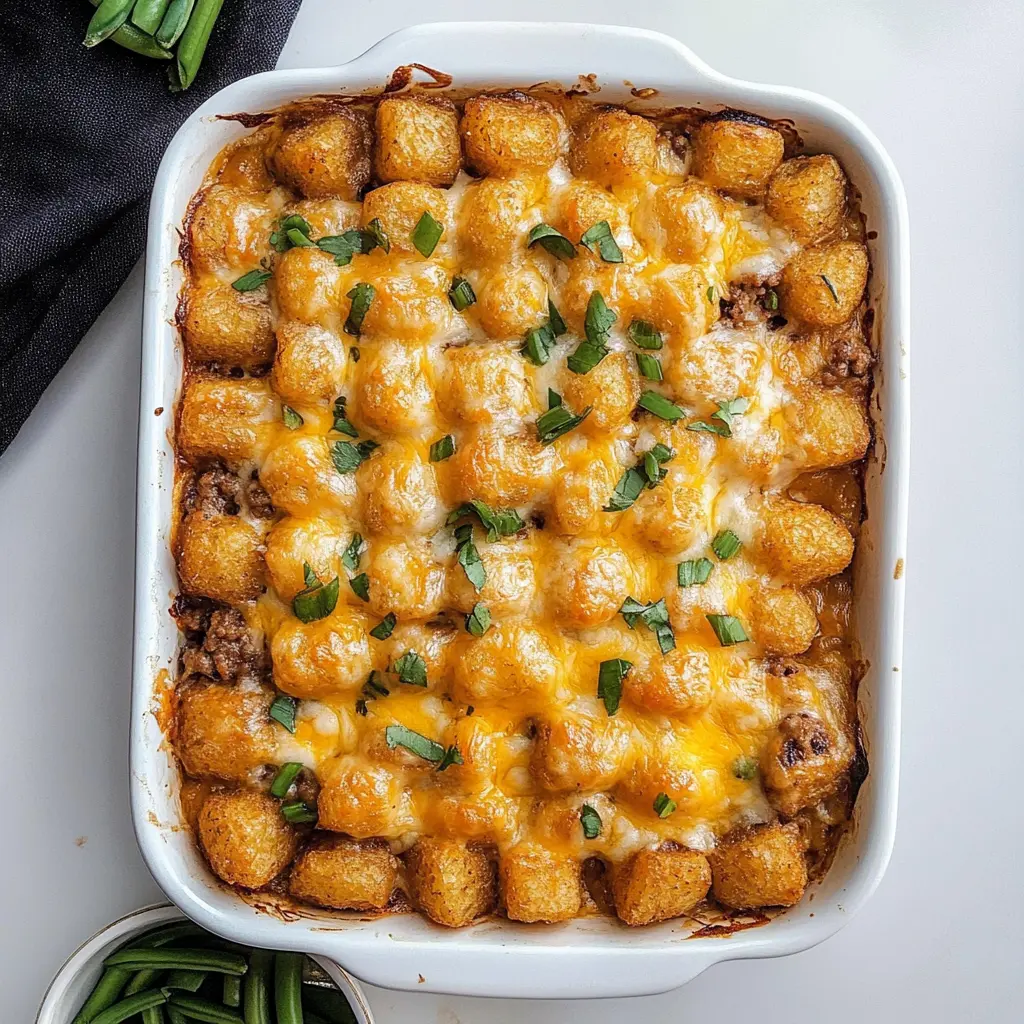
[167,1008,190,1024]
[104,947,248,975]
[155,0,196,47]
[131,0,171,33]
[173,0,225,90]
[83,0,137,47]
[275,953,305,1024]
[124,969,164,996]
[243,950,273,1024]
[223,974,242,1008]
[167,993,244,1024]
[85,0,173,58]
[70,967,132,1024]
[90,990,167,1024]
[164,968,208,991]
[142,1006,166,1024]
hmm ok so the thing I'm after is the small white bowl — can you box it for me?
[35,903,375,1024]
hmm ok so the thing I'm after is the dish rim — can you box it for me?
[132,20,910,999]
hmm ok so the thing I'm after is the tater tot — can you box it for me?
[359,262,451,341]
[188,185,275,272]
[627,644,713,716]
[636,180,726,263]
[446,537,537,616]
[462,92,563,176]
[358,442,444,536]
[475,263,549,338]
[450,429,557,506]
[750,586,818,656]
[613,844,711,926]
[273,245,346,326]
[271,608,372,699]
[289,835,398,910]
[406,838,497,927]
[780,241,869,327]
[709,821,808,909]
[501,845,582,923]
[629,474,707,554]
[546,538,635,629]
[353,341,435,435]
[569,109,658,188]
[198,788,297,889]
[176,681,277,782]
[361,181,449,256]
[557,179,631,245]
[317,755,411,837]
[177,377,277,466]
[182,280,274,372]
[363,538,446,619]
[560,351,640,436]
[259,434,359,519]
[264,516,351,600]
[546,443,620,536]
[761,499,854,585]
[692,113,784,198]
[450,621,559,707]
[375,96,461,186]
[269,111,373,199]
[439,344,536,426]
[788,385,871,470]
[530,714,632,792]
[270,321,348,405]
[460,176,541,263]
[766,154,847,243]
[177,511,265,604]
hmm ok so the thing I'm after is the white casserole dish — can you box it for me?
[132,21,910,1000]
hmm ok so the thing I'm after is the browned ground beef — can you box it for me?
[191,466,242,517]
[204,608,264,683]
[246,474,275,519]
[823,321,873,384]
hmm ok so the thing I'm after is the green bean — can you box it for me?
[165,968,208,991]
[134,923,207,947]
[155,0,196,47]
[131,0,171,34]
[83,0,137,47]
[167,993,244,1024]
[142,1007,166,1024]
[124,969,164,996]
[104,948,248,975]
[85,0,173,58]
[275,953,305,1024]
[243,950,272,1024]
[71,967,132,1023]
[90,990,167,1024]
[168,1008,190,1024]
[173,0,225,90]
[303,987,357,1024]
[223,974,242,1008]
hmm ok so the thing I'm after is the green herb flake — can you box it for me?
[548,389,563,410]
[686,419,730,437]
[270,762,303,799]
[619,597,647,629]
[547,299,567,337]
[317,228,375,266]
[711,397,750,434]
[369,612,397,640]
[617,598,674,653]
[331,440,372,474]
[270,215,313,252]
[635,352,663,381]
[527,223,577,260]
[449,275,477,311]
[627,319,663,350]
[232,269,272,292]
[597,658,632,715]
[269,695,298,733]
[456,529,486,592]
[349,572,370,602]
[344,283,375,336]
[707,285,717,304]
[820,274,840,303]
[732,755,759,780]
[355,699,368,716]
[282,406,303,430]
[329,396,358,437]
[302,562,318,589]
[677,558,714,588]
[604,445,674,512]
[280,800,318,824]
[653,792,676,818]
[767,289,779,311]
[638,390,685,422]
[364,671,390,699]
[341,533,363,572]
[448,499,524,541]
[711,529,742,561]
[365,217,391,254]
[567,291,617,375]
[430,434,456,462]
[522,323,556,366]
[536,403,592,446]
[393,651,428,687]
[412,211,444,257]
[706,613,750,646]
[436,745,464,772]
[292,575,340,623]
[580,804,602,840]
[580,220,624,263]
[466,603,492,637]
[385,723,445,763]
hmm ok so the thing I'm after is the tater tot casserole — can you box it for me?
[169,83,874,931]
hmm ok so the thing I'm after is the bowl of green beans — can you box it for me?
[35,904,374,1024]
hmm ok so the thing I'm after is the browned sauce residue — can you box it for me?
[384,63,454,93]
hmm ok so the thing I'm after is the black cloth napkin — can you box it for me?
[0,0,303,456]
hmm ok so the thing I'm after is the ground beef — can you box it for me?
[181,645,215,678]
[203,608,263,683]
[245,474,275,519]
[723,275,783,328]
[822,322,873,385]
[190,466,241,517]
[171,595,214,636]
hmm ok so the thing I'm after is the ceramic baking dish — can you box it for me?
[132,21,910,1000]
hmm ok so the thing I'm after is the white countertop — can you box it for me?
[4,1,1022,1020]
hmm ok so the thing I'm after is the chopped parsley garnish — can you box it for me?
[331,396,358,437]
[430,434,456,462]
[364,217,390,253]
[635,352,663,381]
[536,399,591,446]
[449,275,477,311]
[711,529,742,561]
[620,597,676,654]
[522,323,556,366]
[412,211,444,257]
[269,695,297,733]
[341,533,363,572]
[604,443,674,512]
[281,406,303,430]
[292,566,340,623]
[580,220,624,263]
[466,603,492,637]
[627,319,663,350]
[280,801,317,824]
[348,572,369,602]
[766,288,779,311]
[447,499,524,541]
[393,651,428,687]
[369,612,397,640]
[653,792,676,818]
[820,274,840,303]
[455,523,486,592]
[344,283,375,336]
[732,755,759,780]
[597,658,632,715]
[232,269,272,292]
[677,557,714,588]
[706,613,750,646]
[317,228,376,266]
[385,724,445,764]
[330,439,378,474]
[527,223,577,260]
[580,804,602,839]
[269,762,303,799]
[548,388,562,409]
[270,215,313,252]
[567,291,616,374]
[547,299,567,336]
[686,396,749,438]
[436,745,464,772]
[637,390,684,422]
